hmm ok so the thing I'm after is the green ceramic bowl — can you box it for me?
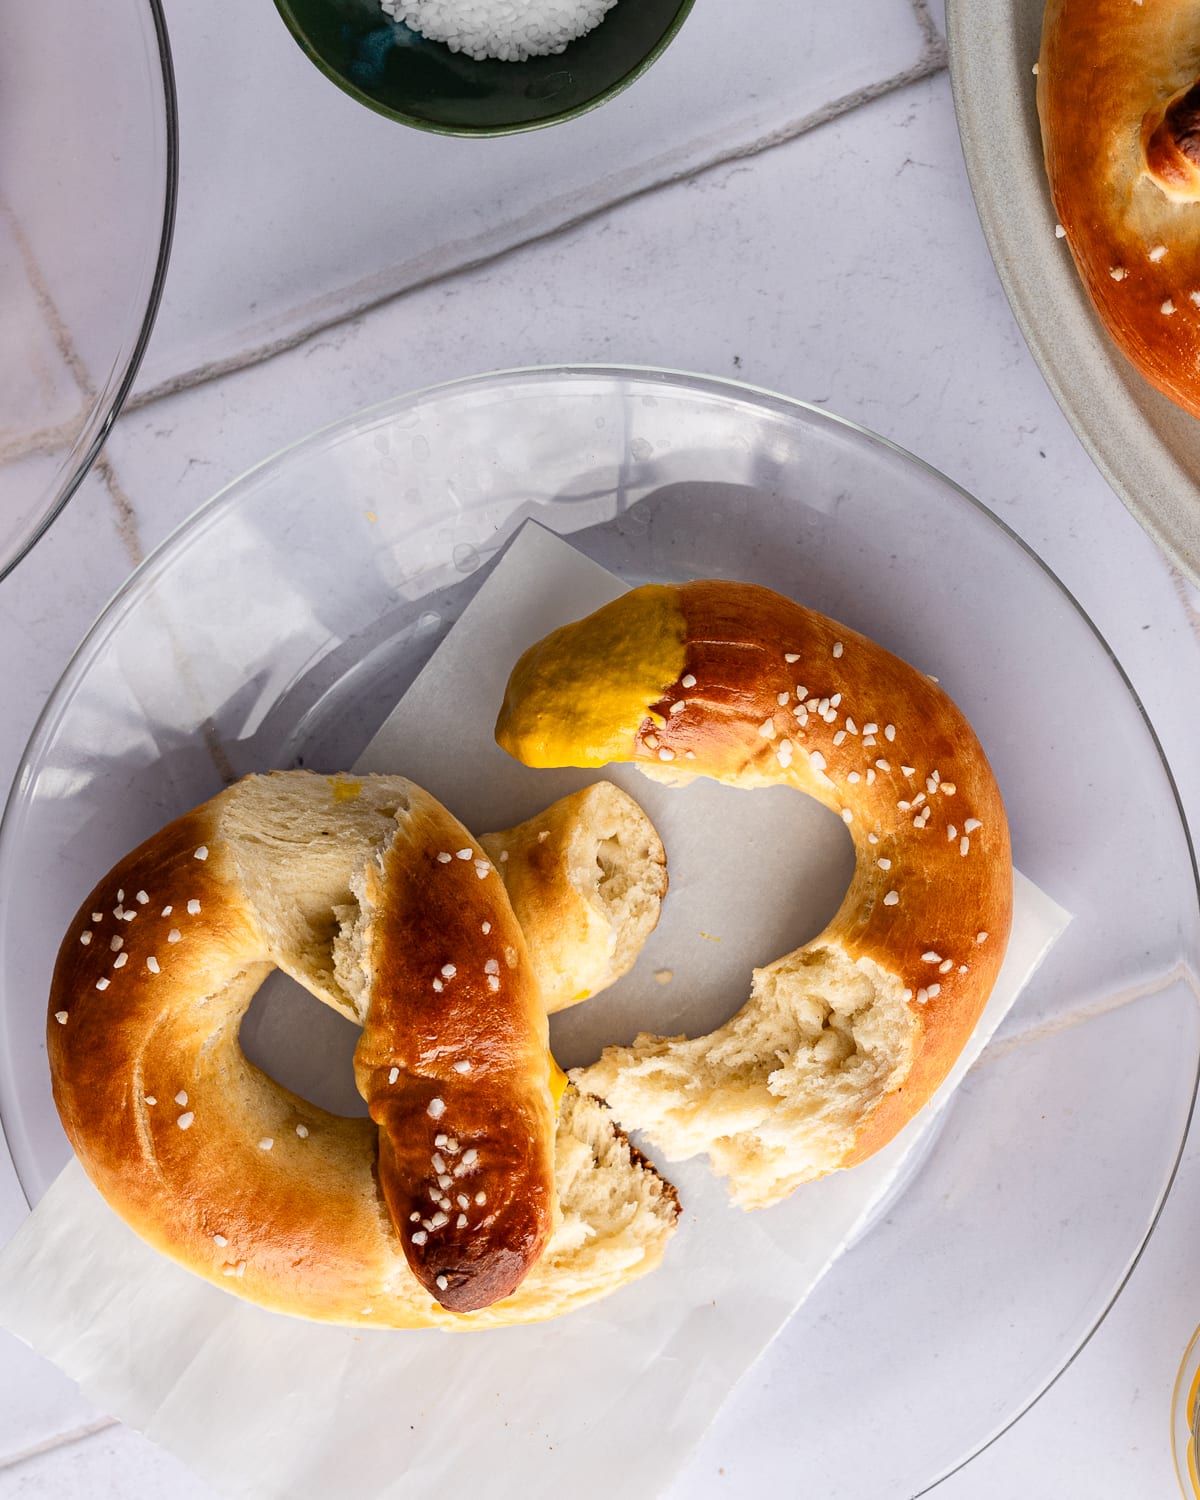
[273,0,695,136]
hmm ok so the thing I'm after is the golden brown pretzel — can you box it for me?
[48,771,678,1326]
[1038,0,1200,416]
[496,581,1014,1208]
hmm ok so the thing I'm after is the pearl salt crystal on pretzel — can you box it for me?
[1038,0,1200,418]
[48,771,678,1327]
[495,581,1014,1210]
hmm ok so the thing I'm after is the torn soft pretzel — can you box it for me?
[496,580,1013,1209]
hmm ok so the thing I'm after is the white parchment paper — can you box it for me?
[0,524,1070,1499]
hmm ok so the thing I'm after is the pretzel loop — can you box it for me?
[496,581,1014,1208]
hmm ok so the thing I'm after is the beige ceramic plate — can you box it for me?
[947,0,1200,584]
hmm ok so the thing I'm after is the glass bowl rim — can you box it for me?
[0,0,179,586]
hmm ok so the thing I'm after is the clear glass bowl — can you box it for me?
[0,0,177,582]
[0,367,1196,1495]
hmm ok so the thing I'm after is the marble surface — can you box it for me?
[137,0,933,395]
[1,0,1199,1494]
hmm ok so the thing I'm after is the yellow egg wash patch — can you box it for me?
[329,778,364,802]
[494,586,687,768]
[548,1054,570,1109]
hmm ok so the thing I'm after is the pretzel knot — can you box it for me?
[48,772,676,1327]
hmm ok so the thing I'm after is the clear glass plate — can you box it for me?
[0,367,1196,1495]
[0,0,177,582]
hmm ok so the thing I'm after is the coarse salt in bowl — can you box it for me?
[380,0,621,63]
[272,0,694,136]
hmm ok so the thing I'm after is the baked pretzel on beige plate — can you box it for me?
[1039,0,1200,416]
